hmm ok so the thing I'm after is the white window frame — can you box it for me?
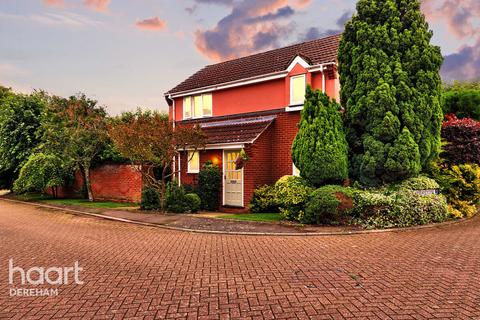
[187,151,200,173]
[183,94,212,120]
[290,74,306,106]
[292,162,300,177]
[183,96,192,119]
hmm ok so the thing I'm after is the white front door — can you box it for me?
[223,150,243,207]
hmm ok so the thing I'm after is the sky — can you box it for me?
[0,0,478,115]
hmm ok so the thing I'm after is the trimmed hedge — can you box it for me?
[443,89,480,120]
[198,161,221,211]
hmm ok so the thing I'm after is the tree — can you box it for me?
[338,0,443,186]
[291,86,348,186]
[108,110,206,211]
[13,153,66,197]
[42,94,109,201]
[0,92,46,188]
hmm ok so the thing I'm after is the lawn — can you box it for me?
[41,199,138,209]
[11,193,137,209]
[216,213,283,222]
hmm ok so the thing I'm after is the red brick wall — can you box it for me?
[177,111,301,212]
[241,125,273,209]
[49,164,142,203]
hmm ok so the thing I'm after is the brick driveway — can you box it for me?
[0,201,479,319]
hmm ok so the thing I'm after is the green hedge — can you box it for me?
[443,89,480,120]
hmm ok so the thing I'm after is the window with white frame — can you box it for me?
[290,74,306,105]
[293,163,300,177]
[187,151,200,173]
[183,93,213,119]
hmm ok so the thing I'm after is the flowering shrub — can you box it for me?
[442,114,480,164]
[274,176,313,221]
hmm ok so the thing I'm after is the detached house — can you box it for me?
[165,34,341,211]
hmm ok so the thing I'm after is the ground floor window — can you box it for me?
[188,151,200,173]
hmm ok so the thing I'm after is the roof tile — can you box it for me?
[167,34,340,95]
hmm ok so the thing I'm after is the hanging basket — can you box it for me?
[235,149,249,170]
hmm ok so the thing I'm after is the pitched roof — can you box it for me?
[167,34,341,95]
[200,115,275,145]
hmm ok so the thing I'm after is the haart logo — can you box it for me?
[8,259,84,297]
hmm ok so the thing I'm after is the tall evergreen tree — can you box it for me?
[292,86,348,186]
[338,0,443,186]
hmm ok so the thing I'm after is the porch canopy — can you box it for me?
[199,115,276,146]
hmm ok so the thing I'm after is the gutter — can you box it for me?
[164,62,338,99]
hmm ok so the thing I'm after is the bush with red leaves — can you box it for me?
[441,114,480,164]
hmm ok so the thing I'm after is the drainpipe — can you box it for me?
[168,94,179,184]
[178,154,181,186]
[322,65,326,94]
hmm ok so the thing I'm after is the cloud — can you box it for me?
[43,0,65,7]
[135,17,167,31]
[83,0,111,12]
[422,0,479,40]
[422,0,480,81]
[0,11,102,27]
[442,39,480,82]
[299,10,351,41]
[194,0,234,4]
[194,0,312,61]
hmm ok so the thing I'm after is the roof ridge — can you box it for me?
[203,33,342,68]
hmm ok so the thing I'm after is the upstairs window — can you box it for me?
[183,93,212,119]
[290,74,306,105]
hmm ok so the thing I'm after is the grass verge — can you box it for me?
[216,213,283,222]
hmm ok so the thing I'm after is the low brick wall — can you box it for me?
[49,163,142,203]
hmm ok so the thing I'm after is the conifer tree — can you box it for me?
[292,86,348,186]
[338,0,443,186]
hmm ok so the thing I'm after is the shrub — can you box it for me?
[13,153,66,196]
[399,176,440,191]
[185,193,201,213]
[433,163,480,218]
[275,176,313,221]
[441,114,480,165]
[166,182,189,213]
[291,86,348,186]
[353,190,449,229]
[249,185,279,213]
[141,185,160,210]
[198,161,221,211]
[302,185,355,225]
[443,89,480,120]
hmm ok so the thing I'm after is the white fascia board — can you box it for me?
[308,62,337,73]
[182,143,246,151]
[169,72,287,98]
[287,56,311,72]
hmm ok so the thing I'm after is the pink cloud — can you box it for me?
[83,0,111,12]
[194,0,314,62]
[422,0,480,40]
[43,0,65,7]
[135,17,167,31]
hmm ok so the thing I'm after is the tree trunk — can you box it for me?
[160,167,167,212]
[83,164,94,202]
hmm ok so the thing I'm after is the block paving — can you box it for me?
[0,200,479,319]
